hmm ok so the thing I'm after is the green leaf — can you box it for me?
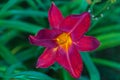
[96,32,120,50]
[60,68,75,80]
[0,66,6,78]
[79,76,89,80]
[2,10,48,18]
[12,71,55,80]
[0,72,3,77]
[0,45,19,65]
[0,20,43,34]
[89,25,120,35]
[0,0,17,12]
[0,0,22,17]
[60,0,88,16]
[16,47,43,62]
[80,52,100,80]
[0,30,18,44]
[26,0,38,10]
[92,58,120,70]
[4,63,26,80]
[36,0,47,10]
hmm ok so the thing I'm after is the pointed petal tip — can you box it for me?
[36,61,47,68]
[70,66,83,78]
[36,62,45,68]
[29,35,35,44]
[84,12,91,18]
[48,1,64,29]
[76,36,100,51]
[36,48,56,68]
[36,60,53,68]
[81,12,91,20]
[36,62,39,69]
[29,35,34,39]
[49,1,57,13]
[90,37,100,50]
[36,64,47,68]
[51,1,55,6]
[71,64,83,78]
[29,35,39,45]
[95,38,100,48]
[72,74,80,78]
[85,12,90,14]
[36,65,39,68]
[50,2,56,10]
[36,61,43,68]
[84,12,90,15]
[29,35,33,39]
[56,45,83,79]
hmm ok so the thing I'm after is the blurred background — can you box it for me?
[0,0,120,80]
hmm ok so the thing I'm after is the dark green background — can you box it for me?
[0,0,120,80]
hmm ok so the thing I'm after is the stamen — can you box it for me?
[55,32,72,52]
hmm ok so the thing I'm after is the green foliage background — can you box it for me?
[0,0,120,80]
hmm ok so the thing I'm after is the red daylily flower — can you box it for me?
[29,2,100,78]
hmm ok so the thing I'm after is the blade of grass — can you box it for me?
[0,20,43,34]
[61,68,75,80]
[0,72,3,78]
[0,66,6,78]
[16,47,42,62]
[11,44,30,54]
[79,76,89,80]
[71,0,88,14]
[26,0,38,10]
[0,0,22,17]
[0,0,17,12]
[1,10,47,18]
[0,65,6,72]
[92,58,120,70]
[9,10,48,17]
[96,32,120,50]
[81,52,100,80]
[0,30,18,44]
[43,0,51,7]
[55,0,71,6]
[4,63,26,80]
[6,10,48,26]
[89,18,102,31]
[36,0,47,10]
[11,71,55,80]
[89,24,120,35]
[0,45,19,65]
[78,0,88,11]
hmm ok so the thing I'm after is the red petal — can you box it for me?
[48,2,64,29]
[56,45,83,78]
[29,29,61,48]
[60,12,90,41]
[75,36,100,51]
[35,29,61,39]
[36,48,56,68]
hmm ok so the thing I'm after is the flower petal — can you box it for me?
[75,36,100,51]
[29,29,61,48]
[60,12,90,41]
[56,45,83,78]
[48,2,64,29]
[36,48,56,68]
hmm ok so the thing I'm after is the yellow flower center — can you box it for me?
[55,32,72,52]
